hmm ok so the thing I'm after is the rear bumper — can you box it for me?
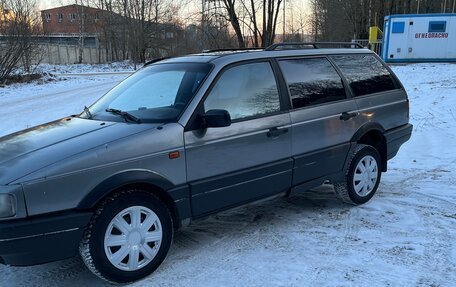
[0,211,91,266]
[385,123,413,160]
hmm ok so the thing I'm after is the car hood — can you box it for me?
[0,117,157,185]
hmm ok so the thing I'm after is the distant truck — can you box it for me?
[382,13,456,63]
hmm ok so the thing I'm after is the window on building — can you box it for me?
[204,62,281,121]
[95,13,100,20]
[45,13,51,22]
[428,21,446,32]
[70,13,77,21]
[279,58,347,109]
[58,13,63,22]
[165,32,174,39]
[331,55,397,97]
[392,22,405,33]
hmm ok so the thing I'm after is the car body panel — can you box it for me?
[289,99,360,184]
[354,89,409,131]
[18,122,186,215]
[184,113,292,216]
[0,118,116,184]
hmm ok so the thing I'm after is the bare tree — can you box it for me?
[88,0,184,63]
[310,0,450,42]
[0,0,41,83]
[211,0,283,48]
[220,0,245,48]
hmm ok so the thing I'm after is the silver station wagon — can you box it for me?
[0,42,412,283]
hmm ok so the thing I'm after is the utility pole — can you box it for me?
[416,0,420,14]
[78,0,85,63]
[290,0,294,39]
[282,0,286,41]
[443,0,447,12]
[453,0,455,13]
[201,0,206,50]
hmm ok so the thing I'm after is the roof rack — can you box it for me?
[265,42,364,51]
[202,47,264,53]
[144,57,170,66]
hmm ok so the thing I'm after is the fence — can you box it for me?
[39,44,107,64]
[352,39,383,55]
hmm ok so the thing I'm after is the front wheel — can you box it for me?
[334,144,382,205]
[79,190,173,284]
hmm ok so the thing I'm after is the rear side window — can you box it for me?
[279,57,347,109]
[331,55,397,97]
[204,62,280,120]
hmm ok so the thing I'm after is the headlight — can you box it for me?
[0,194,16,218]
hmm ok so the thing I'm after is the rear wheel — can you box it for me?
[334,144,382,205]
[79,190,173,284]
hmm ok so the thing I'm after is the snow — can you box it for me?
[0,74,129,136]
[13,61,135,75]
[1,63,456,286]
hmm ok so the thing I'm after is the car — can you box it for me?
[0,42,412,283]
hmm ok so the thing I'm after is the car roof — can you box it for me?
[157,48,375,66]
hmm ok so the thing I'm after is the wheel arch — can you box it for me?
[351,123,387,172]
[77,170,183,228]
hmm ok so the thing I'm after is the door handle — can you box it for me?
[267,127,288,138]
[340,112,358,121]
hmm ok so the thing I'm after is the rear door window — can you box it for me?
[278,57,347,109]
[331,55,397,97]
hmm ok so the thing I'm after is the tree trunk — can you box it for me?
[221,0,245,48]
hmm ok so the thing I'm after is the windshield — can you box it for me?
[86,63,212,123]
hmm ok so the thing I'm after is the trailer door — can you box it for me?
[388,19,408,60]
[405,18,415,59]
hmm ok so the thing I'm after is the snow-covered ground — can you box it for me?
[0,74,130,136]
[13,61,135,76]
[0,63,455,286]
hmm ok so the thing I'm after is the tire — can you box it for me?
[79,189,173,284]
[334,144,382,205]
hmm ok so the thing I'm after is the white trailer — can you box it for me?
[382,13,456,63]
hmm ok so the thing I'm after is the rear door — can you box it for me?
[277,57,359,186]
[184,60,293,216]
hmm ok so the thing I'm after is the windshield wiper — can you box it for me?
[84,106,93,119]
[105,108,141,123]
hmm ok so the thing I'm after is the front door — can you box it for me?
[184,61,292,216]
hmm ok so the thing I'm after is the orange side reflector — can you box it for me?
[168,151,180,159]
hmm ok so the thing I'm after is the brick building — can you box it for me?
[39,4,183,63]
[41,4,104,34]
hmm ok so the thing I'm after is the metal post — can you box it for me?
[201,0,205,50]
[453,0,455,13]
[444,0,447,12]
[283,0,286,41]
[417,0,420,14]
[78,0,84,63]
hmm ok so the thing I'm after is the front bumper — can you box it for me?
[385,123,413,160]
[0,211,91,266]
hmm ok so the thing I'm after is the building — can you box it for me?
[382,13,456,62]
[41,4,104,35]
[39,4,183,63]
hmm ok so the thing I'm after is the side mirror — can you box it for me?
[201,109,231,128]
